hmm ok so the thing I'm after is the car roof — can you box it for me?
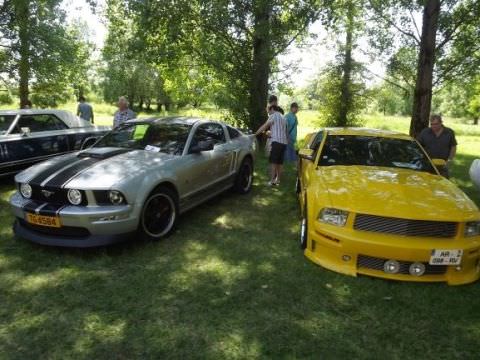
[0,109,92,128]
[324,127,412,140]
[125,116,224,126]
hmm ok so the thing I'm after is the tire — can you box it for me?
[233,157,254,194]
[139,186,178,241]
[300,202,308,250]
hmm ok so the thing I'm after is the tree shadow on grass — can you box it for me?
[1,157,480,358]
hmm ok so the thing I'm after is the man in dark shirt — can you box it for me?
[417,114,457,178]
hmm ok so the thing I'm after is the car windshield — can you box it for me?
[0,115,17,134]
[319,135,436,173]
[94,122,191,155]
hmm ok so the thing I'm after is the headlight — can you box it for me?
[318,208,349,227]
[67,189,82,205]
[108,190,125,205]
[20,183,32,198]
[465,221,480,237]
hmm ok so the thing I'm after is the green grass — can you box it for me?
[0,108,480,358]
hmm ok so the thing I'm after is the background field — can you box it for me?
[0,106,479,358]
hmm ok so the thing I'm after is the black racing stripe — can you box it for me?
[44,148,133,188]
[23,200,42,213]
[38,203,64,216]
[44,157,100,188]
[29,156,80,186]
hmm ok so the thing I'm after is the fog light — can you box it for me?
[409,262,426,276]
[384,260,400,274]
[455,266,462,272]
[342,255,351,262]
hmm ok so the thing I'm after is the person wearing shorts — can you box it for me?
[256,105,288,186]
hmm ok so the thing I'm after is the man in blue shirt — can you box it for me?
[77,96,94,123]
[284,102,299,162]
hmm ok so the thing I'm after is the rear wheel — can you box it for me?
[233,157,253,194]
[140,186,178,240]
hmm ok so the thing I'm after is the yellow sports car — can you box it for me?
[297,128,480,285]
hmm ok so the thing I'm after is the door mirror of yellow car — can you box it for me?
[432,158,447,167]
[299,148,314,161]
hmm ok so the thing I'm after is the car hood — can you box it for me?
[17,147,175,189]
[64,147,175,189]
[318,166,479,222]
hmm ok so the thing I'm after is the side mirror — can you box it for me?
[20,127,31,136]
[299,148,315,161]
[190,140,214,154]
[432,158,447,167]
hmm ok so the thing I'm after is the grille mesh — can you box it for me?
[354,214,457,238]
[357,254,447,275]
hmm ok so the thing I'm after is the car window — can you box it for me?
[189,123,226,151]
[94,122,191,156]
[227,126,241,139]
[319,135,436,173]
[0,115,16,134]
[12,114,68,133]
[310,131,324,159]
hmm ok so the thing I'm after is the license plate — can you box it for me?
[429,249,463,265]
[26,213,61,228]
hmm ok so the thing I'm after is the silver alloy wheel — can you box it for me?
[141,193,176,238]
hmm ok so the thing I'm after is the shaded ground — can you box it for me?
[0,155,479,359]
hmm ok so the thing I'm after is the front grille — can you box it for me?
[357,254,447,275]
[354,214,457,238]
[18,218,91,238]
[29,185,88,206]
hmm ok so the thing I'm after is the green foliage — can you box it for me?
[0,90,13,105]
[127,0,330,127]
[318,63,367,127]
[0,0,94,107]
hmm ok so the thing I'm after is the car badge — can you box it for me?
[42,189,54,198]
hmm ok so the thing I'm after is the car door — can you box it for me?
[179,123,231,203]
[5,114,70,168]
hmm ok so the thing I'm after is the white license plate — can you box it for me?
[429,249,463,265]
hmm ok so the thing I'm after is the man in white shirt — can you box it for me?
[255,105,288,186]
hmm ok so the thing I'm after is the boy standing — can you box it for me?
[256,105,288,186]
[284,103,299,163]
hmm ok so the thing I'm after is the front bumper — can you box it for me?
[10,192,140,247]
[305,221,480,285]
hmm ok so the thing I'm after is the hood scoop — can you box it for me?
[78,147,130,159]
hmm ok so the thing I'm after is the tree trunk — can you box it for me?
[248,2,272,131]
[338,1,354,127]
[474,117,479,125]
[17,1,30,108]
[410,0,440,137]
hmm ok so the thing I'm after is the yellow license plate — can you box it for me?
[26,213,61,228]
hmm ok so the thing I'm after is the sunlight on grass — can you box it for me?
[212,332,262,358]
[70,314,126,357]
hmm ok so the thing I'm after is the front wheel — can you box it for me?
[139,186,178,240]
[300,203,308,250]
[233,157,253,194]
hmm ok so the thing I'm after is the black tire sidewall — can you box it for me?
[139,186,179,241]
[234,157,253,194]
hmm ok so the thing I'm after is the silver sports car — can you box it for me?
[10,117,256,247]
